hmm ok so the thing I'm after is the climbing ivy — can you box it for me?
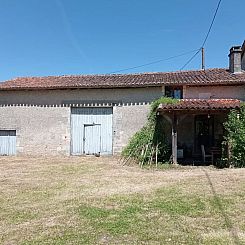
[222,102,245,167]
[122,97,179,164]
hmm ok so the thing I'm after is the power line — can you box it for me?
[109,49,200,74]
[180,48,202,71]
[201,0,222,48]
[180,0,222,70]
[109,0,222,74]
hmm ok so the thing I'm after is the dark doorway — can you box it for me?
[194,115,214,154]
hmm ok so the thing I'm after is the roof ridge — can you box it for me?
[0,67,245,91]
[8,67,227,81]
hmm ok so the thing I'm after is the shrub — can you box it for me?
[122,97,179,164]
[223,103,245,167]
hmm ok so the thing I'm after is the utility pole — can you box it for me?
[202,47,205,70]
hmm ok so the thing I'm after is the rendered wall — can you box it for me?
[0,106,70,155]
[0,87,163,155]
[185,85,245,100]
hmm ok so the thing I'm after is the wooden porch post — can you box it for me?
[172,113,178,164]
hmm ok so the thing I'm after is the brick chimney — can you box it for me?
[229,46,242,73]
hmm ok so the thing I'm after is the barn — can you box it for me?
[0,74,164,156]
[0,62,244,157]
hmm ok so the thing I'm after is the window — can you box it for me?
[0,130,16,156]
[165,86,183,99]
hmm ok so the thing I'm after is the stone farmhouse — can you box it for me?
[0,42,244,162]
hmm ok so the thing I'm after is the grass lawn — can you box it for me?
[0,156,244,244]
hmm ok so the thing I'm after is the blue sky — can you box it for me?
[0,0,244,81]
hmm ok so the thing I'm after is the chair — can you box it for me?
[201,145,213,164]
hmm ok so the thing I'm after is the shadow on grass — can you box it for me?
[204,170,240,245]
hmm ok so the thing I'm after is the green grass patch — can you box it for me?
[71,187,237,243]
[2,209,38,225]
[2,158,244,244]
[22,230,93,245]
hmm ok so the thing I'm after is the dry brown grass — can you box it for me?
[0,156,244,244]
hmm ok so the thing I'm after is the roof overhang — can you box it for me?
[157,99,241,113]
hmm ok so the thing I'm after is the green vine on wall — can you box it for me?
[122,97,179,165]
[222,102,245,168]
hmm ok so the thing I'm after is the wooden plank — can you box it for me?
[172,113,178,164]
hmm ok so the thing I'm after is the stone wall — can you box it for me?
[0,84,242,156]
[0,106,70,156]
[185,85,245,100]
[0,87,163,155]
[112,104,151,153]
[242,52,245,71]
[0,87,162,105]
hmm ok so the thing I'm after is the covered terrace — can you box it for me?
[157,99,241,164]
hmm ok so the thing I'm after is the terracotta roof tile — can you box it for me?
[0,68,245,91]
[158,99,241,111]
